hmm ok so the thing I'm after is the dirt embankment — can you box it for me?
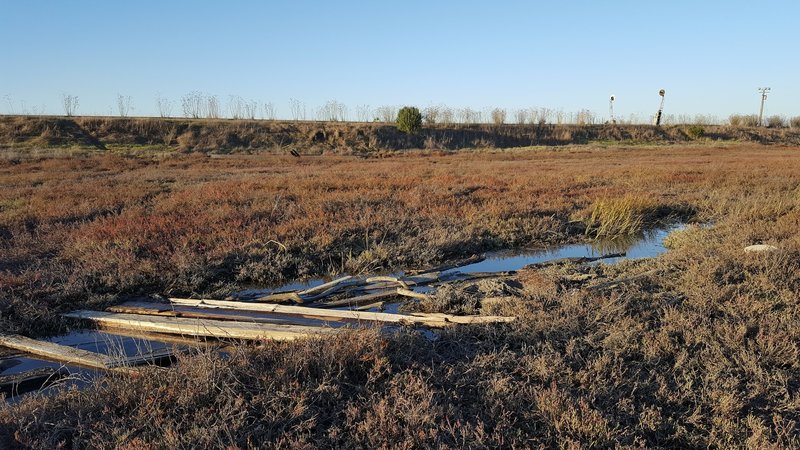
[2,115,800,153]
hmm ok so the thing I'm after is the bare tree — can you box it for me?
[262,102,275,120]
[228,95,244,119]
[3,95,14,115]
[457,107,479,124]
[513,108,527,124]
[491,108,507,125]
[62,94,79,116]
[156,94,173,118]
[316,100,348,121]
[423,105,440,124]
[207,95,221,119]
[182,91,205,118]
[244,99,258,120]
[375,105,397,122]
[576,109,595,125]
[440,106,454,125]
[355,104,372,122]
[116,94,133,117]
[289,98,306,121]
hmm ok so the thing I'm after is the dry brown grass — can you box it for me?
[2,143,800,447]
[3,115,800,153]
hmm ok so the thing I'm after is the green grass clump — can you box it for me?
[585,195,659,238]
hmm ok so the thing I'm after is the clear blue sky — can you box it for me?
[1,0,797,121]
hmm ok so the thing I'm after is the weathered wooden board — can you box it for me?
[0,335,134,372]
[169,298,515,327]
[108,302,329,327]
[319,290,400,308]
[65,310,337,341]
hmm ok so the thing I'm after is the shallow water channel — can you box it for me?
[1,224,683,400]
[236,224,682,300]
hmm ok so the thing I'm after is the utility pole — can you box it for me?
[609,95,616,124]
[757,87,770,127]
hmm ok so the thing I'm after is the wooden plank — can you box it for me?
[169,298,515,327]
[319,290,399,308]
[406,312,516,325]
[65,310,337,341]
[396,288,431,301]
[355,302,385,311]
[253,291,304,304]
[365,276,409,289]
[108,302,329,327]
[0,334,133,372]
[297,275,355,296]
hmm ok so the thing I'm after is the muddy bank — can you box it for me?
[2,115,800,153]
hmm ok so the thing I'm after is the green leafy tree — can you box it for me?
[396,106,422,133]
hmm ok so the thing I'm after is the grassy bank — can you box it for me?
[1,143,800,447]
[3,115,800,153]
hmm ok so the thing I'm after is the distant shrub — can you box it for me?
[729,114,758,127]
[687,125,705,139]
[396,106,422,133]
[791,116,800,129]
[766,115,786,128]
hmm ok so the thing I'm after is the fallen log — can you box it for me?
[65,310,336,341]
[169,298,515,327]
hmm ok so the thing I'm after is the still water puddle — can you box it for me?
[238,224,684,299]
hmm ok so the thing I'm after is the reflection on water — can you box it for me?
[452,224,683,274]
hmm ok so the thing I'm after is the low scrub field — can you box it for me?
[2,143,800,447]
